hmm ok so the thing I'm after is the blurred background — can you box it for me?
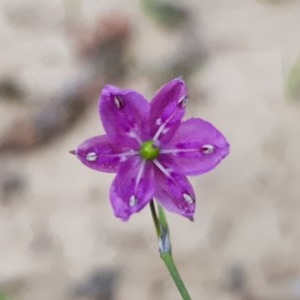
[0,0,300,299]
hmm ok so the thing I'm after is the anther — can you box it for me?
[129,195,137,207]
[86,152,98,162]
[178,95,189,108]
[201,144,215,154]
[183,193,194,204]
[114,95,125,109]
[155,118,162,126]
[162,127,169,135]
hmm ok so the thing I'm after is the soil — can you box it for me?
[0,0,300,299]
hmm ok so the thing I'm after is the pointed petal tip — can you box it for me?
[188,216,194,222]
[117,214,130,222]
[175,75,184,81]
[103,83,117,92]
[69,149,76,155]
[168,76,185,86]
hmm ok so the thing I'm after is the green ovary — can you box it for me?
[140,140,160,160]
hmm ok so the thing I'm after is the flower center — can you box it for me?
[140,140,160,160]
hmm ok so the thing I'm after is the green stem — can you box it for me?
[160,252,192,300]
[149,201,192,300]
[157,204,168,232]
[149,200,161,237]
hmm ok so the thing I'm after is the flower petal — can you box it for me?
[110,157,155,221]
[153,159,195,220]
[75,135,135,173]
[162,118,229,176]
[149,78,188,143]
[99,85,150,148]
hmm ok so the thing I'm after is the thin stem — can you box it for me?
[160,252,192,300]
[149,200,161,237]
[157,204,168,232]
[149,201,192,300]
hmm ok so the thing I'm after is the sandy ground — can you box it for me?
[1,0,300,299]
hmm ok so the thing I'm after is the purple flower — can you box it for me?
[72,78,229,221]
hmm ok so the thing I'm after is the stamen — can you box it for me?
[129,160,146,208]
[155,118,162,126]
[153,159,170,177]
[183,193,194,204]
[128,131,142,144]
[86,152,98,162]
[135,160,146,191]
[178,95,189,108]
[153,97,187,142]
[162,128,169,135]
[85,150,139,163]
[113,95,143,145]
[120,155,127,162]
[129,195,137,207]
[160,148,199,154]
[201,144,215,154]
[110,150,139,159]
[114,95,125,109]
[154,161,195,206]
